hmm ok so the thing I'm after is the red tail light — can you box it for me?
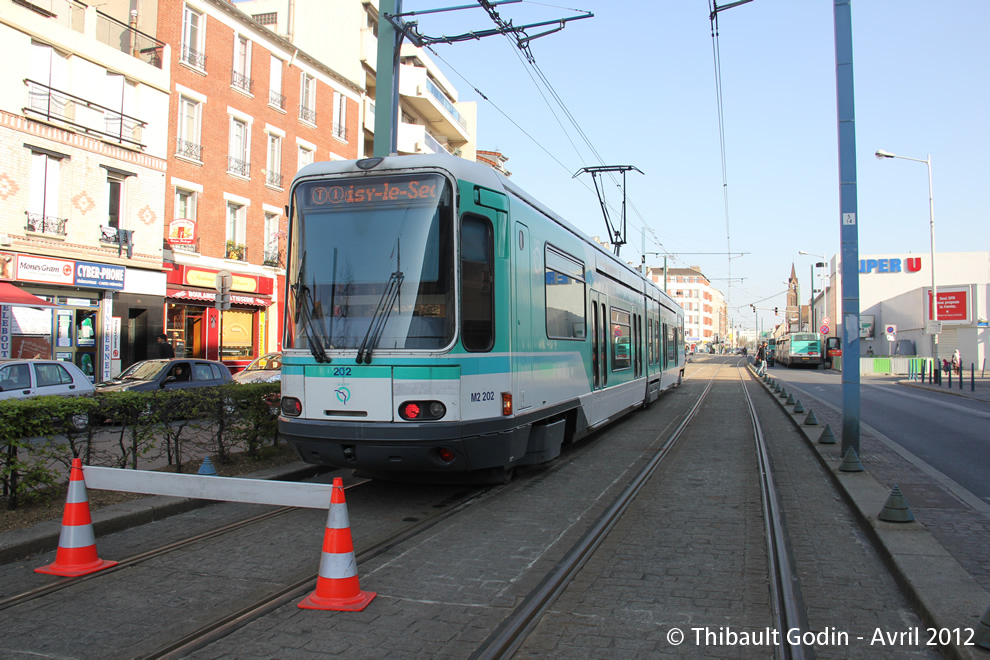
[501,392,512,416]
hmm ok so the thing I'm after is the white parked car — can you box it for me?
[0,359,96,400]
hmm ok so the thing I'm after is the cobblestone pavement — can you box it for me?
[1,358,986,658]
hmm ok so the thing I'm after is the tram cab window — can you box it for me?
[460,215,494,351]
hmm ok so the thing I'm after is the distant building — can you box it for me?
[646,266,725,350]
[806,251,989,365]
[477,150,510,176]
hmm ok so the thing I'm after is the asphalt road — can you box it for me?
[766,365,990,506]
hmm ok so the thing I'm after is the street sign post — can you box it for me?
[215,269,232,311]
[820,324,830,335]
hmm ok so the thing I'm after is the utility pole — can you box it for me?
[834,0,861,457]
[374,1,592,158]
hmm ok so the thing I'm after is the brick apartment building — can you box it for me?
[156,0,361,368]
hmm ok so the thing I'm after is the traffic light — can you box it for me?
[774,306,778,315]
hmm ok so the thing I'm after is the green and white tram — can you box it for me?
[279,154,684,479]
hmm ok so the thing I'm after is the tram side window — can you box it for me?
[611,308,631,371]
[460,215,494,351]
[545,247,586,340]
[666,324,676,364]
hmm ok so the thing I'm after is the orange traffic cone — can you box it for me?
[35,458,118,577]
[298,477,376,611]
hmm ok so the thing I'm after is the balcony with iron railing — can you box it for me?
[25,212,67,237]
[269,89,286,111]
[263,247,281,268]
[180,45,206,70]
[332,122,347,142]
[17,0,165,69]
[231,69,253,95]
[299,106,316,124]
[24,80,147,149]
[265,170,283,189]
[227,156,250,178]
[225,241,247,261]
[175,137,204,161]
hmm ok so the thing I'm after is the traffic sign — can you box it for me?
[821,316,830,326]
[215,269,233,294]
[884,324,897,335]
[820,325,829,334]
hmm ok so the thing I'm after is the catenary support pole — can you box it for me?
[834,0,861,457]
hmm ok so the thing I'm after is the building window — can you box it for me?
[228,117,250,177]
[266,133,282,188]
[332,91,347,140]
[181,5,206,69]
[253,12,277,26]
[299,72,316,124]
[176,96,203,161]
[298,144,314,172]
[107,175,124,229]
[264,212,279,267]
[26,150,65,236]
[231,35,253,94]
[226,202,246,259]
[268,55,284,110]
[28,43,71,122]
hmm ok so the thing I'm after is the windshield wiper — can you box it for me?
[292,252,331,364]
[356,270,404,365]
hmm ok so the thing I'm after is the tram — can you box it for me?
[774,333,823,368]
[278,154,685,479]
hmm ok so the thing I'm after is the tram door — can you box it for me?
[588,290,608,427]
[513,222,533,411]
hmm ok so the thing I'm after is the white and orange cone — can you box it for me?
[298,477,376,611]
[35,458,117,577]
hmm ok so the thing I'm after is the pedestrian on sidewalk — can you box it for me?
[756,341,767,376]
[157,333,175,359]
[951,349,961,375]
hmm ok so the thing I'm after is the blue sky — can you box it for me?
[407,0,989,335]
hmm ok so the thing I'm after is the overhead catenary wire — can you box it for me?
[709,1,735,312]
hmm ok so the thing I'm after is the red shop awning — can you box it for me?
[167,288,273,307]
[0,282,57,307]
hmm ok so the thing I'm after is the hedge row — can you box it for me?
[0,382,282,510]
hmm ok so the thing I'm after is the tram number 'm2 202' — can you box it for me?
[470,391,495,403]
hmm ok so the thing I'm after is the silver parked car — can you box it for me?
[0,359,96,400]
[232,352,281,384]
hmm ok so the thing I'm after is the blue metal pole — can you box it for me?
[374,0,402,157]
[834,0,860,457]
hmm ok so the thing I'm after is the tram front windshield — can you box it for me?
[287,173,454,352]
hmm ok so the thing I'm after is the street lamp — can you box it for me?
[798,251,828,335]
[875,149,938,366]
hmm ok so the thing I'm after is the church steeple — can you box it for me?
[787,263,798,308]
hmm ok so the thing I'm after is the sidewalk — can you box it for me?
[897,368,990,403]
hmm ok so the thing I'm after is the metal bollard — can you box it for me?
[973,364,976,393]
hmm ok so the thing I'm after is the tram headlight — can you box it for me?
[399,400,447,421]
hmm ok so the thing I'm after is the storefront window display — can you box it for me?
[221,309,255,360]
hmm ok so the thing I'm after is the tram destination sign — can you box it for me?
[304,175,442,208]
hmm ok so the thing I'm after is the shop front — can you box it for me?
[165,265,273,373]
[0,252,163,382]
